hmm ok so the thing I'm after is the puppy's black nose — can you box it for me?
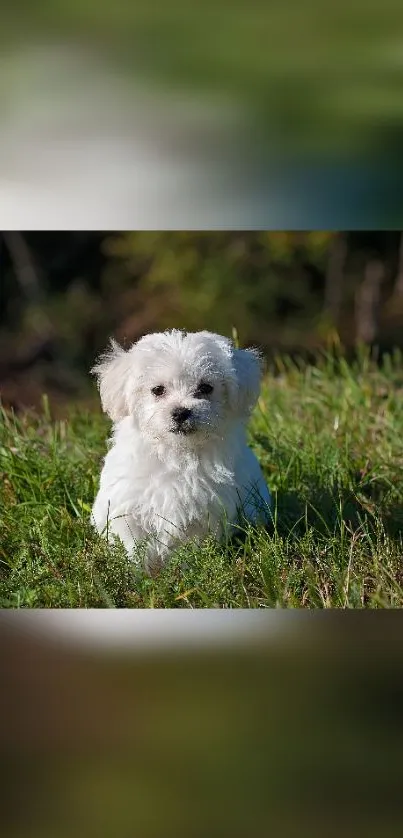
[172,407,192,423]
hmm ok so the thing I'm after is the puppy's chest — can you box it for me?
[140,463,238,531]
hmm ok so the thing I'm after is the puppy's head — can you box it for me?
[92,330,262,446]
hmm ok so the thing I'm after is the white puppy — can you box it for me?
[91,330,271,574]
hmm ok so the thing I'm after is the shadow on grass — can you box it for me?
[272,480,403,545]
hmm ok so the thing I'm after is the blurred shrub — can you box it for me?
[104,231,335,346]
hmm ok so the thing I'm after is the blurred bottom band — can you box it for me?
[0,611,402,837]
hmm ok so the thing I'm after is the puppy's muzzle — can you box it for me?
[170,407,195,434]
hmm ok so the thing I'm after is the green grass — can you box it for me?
[1,349,403,608]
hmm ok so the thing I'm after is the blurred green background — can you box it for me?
[2,3,403,225]
[1,231,403,411]
[3,0,403,161]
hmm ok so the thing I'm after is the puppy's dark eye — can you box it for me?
[195,381,213,397]
[151,385,166,397]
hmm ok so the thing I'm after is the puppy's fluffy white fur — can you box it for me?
[91,329,271,573]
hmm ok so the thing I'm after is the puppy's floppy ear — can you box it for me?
[231,347,263,417]
[91,340,132,421]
